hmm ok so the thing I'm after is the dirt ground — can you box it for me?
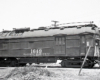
[0,63,100,80]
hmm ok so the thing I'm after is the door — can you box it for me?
[54,36,66,54]
[80,36,86,56]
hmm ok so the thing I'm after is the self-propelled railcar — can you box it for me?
[0,23,99,67]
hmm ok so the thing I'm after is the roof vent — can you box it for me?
[60,27,65,30]
[45,28,50,31]
[38,27,46,30]
[50,27,60,29]
[13,27,30,33]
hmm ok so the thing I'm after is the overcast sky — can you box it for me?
[0,0,100,31]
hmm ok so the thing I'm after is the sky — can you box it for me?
[0,0,100,31]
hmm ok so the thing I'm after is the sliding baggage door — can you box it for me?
[54,36,66,55]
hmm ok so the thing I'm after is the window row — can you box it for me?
[0,41,54,49]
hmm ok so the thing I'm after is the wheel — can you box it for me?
[61,60,65,67]
[83,60,94,68]
[88,63,95,68]
[6,58,18,67]
[10,61,16,67]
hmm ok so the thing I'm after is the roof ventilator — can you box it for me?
[38,27,46,30]
[45,28,50,31]
[13,27,30,33]
[60,27,65,30]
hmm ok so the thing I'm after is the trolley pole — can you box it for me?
[51,20,59,27]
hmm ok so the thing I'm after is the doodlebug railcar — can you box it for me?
[0,22,100,67]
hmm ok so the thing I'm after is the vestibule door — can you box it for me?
[80,36,86,56]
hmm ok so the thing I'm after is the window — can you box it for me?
[86,38,93,47]
[62,37,65,45]
[55,37,66,54]
[82,36,85,43]
[55,37,65,45]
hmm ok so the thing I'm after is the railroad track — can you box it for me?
[26,63,100,69]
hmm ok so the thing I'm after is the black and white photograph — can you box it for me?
[0,0,100,80]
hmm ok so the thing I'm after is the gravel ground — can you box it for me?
[0,67,15,80]
[0,63,100,80]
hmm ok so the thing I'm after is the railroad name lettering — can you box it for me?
[24,49,50,56]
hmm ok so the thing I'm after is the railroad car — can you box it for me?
[0,22,99,67]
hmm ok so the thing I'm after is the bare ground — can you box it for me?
[46,68,100,80]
